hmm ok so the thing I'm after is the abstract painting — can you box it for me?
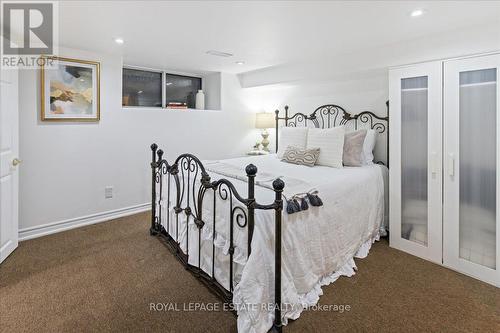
[41,56,100,121]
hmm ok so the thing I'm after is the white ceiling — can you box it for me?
[59,1,500,74]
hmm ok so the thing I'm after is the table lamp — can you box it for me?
[255,112,274,152]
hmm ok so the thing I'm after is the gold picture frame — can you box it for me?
[40,56,100,122]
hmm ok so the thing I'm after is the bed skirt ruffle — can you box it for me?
[282,232,380,324]
[234,232,380,333]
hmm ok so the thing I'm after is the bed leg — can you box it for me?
[150,143,158,236]
[272,178,284,333]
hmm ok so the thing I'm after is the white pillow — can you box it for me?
[277,127,308,158]
[362,129,376,165]
[306,126,345,168]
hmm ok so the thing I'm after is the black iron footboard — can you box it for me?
[149,144,284,333]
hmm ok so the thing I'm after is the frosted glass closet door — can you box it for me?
[401,76,429,245]
[389,61,442,263]
[444,54,500,286]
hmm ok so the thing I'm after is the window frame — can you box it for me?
[164,73,202,109]
[122,65,164,108]
[122,65,203,109]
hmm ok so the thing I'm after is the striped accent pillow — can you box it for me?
[306,126,345,168]
[281,146,320,167]
[277,127,309,158]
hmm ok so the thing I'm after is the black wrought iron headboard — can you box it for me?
[275,101,390,166]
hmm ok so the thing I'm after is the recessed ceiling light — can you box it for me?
[206,50,233,57]
[137,90,143,94]
[166,82,172,86]
[410,9,425,17]
[236,61,245,65]
[114,38,124,44]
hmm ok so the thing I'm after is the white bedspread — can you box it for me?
[160,154,386,333]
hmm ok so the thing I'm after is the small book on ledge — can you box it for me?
[167,102,188,109]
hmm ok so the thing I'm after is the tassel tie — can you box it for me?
[285,190,323,214]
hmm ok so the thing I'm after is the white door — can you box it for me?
[0,64,19,264]
[443,53,500,286]
[389,61,443,263]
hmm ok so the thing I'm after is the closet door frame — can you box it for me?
[443,53,500,286]
[389,61,443,264]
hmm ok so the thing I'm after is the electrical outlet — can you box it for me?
[105,186,113,199]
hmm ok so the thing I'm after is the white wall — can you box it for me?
[236,70,389,162]
[19,47,256,232]
[239,22,500,87]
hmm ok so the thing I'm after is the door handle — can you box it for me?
[447,153,455,177]
[430,152,439,175]
[12,158,22,167]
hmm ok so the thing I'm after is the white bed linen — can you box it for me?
[160,154,386,333]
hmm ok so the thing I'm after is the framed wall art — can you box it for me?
[40,56,100,121]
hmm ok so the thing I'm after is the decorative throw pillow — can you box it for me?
[277,127,308,158]
[306,126,345,168]
[361,129,377,165]
[343,129,367,166]
[281,146,320,167]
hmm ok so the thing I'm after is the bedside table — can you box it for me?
[247,150,270,156]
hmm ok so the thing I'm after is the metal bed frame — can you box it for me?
[149,102,388,333]
[275,102,389,164]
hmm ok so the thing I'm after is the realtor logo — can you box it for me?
[1,1,58,68]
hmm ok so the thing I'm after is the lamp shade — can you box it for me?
[255,112,274,129]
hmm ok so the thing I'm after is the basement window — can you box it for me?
[122,66,205,109]
[165,74,202,109]
[122,68,163,107]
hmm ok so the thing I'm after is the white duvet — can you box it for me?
[160,154,387,333]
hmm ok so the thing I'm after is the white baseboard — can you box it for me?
[19,203,151,241]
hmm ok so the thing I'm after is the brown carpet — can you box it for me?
[0,212,498,333]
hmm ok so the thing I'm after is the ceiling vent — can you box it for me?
[206,50,234,57]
